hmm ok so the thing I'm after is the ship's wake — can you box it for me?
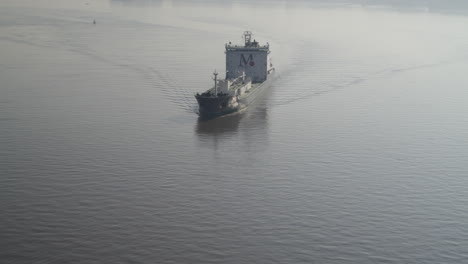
[267,40,460,108]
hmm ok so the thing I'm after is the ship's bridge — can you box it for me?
[225,31,273,83]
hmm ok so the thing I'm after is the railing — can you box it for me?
[225,43,269,50]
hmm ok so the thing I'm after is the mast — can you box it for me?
[212,70,218,97]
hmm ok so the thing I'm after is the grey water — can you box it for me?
[2,0,468,263]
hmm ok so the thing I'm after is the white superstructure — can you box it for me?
[225,31,273,83]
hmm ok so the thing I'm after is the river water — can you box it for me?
[2,0,468,263]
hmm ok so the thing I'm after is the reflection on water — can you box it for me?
[195,103,270,153]
[196,112,245,135]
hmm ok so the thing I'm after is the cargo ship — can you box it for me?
[195,31,275,117]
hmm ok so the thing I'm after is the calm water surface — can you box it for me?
[2,0,468,263]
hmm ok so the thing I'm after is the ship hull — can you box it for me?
[196,71,274,118]
[238,72,274,106]
[195,95,240,118]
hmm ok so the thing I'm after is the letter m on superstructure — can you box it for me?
[239,54,254,67]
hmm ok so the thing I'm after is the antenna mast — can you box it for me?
[243,31,252,46]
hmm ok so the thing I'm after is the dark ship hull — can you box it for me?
[195,94,239,117]
[196,72,274,118]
